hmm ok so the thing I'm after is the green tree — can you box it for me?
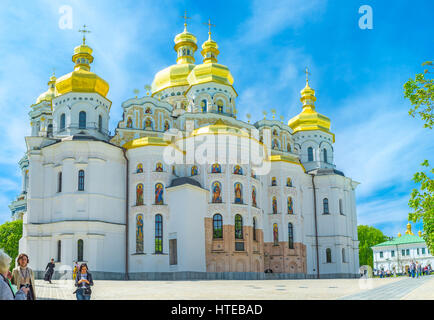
[358,225,388,268]
[404,61,434,253]
[0,220,23,270]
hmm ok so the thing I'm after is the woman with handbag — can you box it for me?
[74,263,93,300]
[11,253,36,300]
[0,249,28,300]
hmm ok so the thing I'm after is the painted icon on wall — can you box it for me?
[288,197,294,215]
[212,181,222,203]
[234,183,243,204]
[252,186,257,207]
[136,214,144,253]
[191,165,198,176]
[136,184,144,206]
[136,163,143,173]
[155,183,164,205]
[211,163,221,173]
[273,223,279,246]
[272,196,277,214]
[156,162,163,172]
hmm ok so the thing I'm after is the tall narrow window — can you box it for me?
[78,170,85,191]
[326,248,332,263]
[98,115,103,132]
[323,148,328,163]
[308,147,314,161]
[342,248,346,263]
[77,239,84,261]
[288,223,294,249]
[201,99,207,112]
[339,199,343,215]
[323,198,329,214]
[47,124,53,137]
[253,217,257,241]
[79,111,86,129]
[60,113,66,131]
[273,224,279,246]
[58,172,62,192]
[57,240,61,262]
[213,214,223,239]
[155,214,163,253]
[235,214,243,239]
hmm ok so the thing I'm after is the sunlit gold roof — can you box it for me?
[35,74,57,104]
[55,40,109,98]
[122,136,169,150]
[151,25,197,96]
[191,119,249,137]
[288,79,334,142]
[187,32,234,90]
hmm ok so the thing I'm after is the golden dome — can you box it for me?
[35,74,57,104]
[398,232,402,237]
[405,222,414,235]
[151,25,197,96]
[288,79,334,142]
[187,32,234,90]
[55,40,109,98]
[191,119,249,137]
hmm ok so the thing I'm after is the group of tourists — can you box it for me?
[407,261,432,278]
[0,249,94,300]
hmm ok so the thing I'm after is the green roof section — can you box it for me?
[372,234,425,248]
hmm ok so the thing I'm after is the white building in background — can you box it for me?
[12,23,360,280]
[372,223,433,274]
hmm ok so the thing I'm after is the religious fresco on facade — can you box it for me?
[233,165,243,175]
[156,162,163,172]
[212,181,222,203]
[287,143,292,152]
[191,165,198,176]
[136,183,144,206]
[127,117,133,128]
[271,177,277,186]
[136,163,143,173]
[136,214,144,253]
[144,117,153,129]
[273,223,279,246]
[211,163,221,173]
[145,107,152,114]
[252,186,257,207]
[234,183,243,204]
[155,183,164,204]
[164,120,170,131]
[272,196,277,214]
[287,177,292,187]
[288,197,294,214]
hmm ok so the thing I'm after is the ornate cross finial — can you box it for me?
[52,67,56,77]
[144,85,151,96]
[305,67,311,84]
[78,24,91,44]
[133,89,139,98]
[203,18,215,36]
[181,10,191,30]
[271,108,276,120]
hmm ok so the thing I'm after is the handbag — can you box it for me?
[84,287,92,295]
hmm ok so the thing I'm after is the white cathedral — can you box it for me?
[10,23,360,280]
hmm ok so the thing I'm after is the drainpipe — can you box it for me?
[122,147,129,280]
[310,173,320,279]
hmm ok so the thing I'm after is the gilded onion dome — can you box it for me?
[186,31,234,90]
[151,24,198,96]
[55,39,109,97]
[288,79,334,142]
[35,73,57,104]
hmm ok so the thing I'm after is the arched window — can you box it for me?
[253,217,257,241]
[233,165,243,175]
[155,214,163,253]
[60,113,66,131]
[191,165,198,176]
[78,170,85,191]
[98,115,103,132]
[213,214,223,239]
[79,111,86,129]
[323,148,328,163]
[212,181,222,203]
[273,223,279,246]
[339,199,343,215]
[323,198,329,214]
[201,99,207,112]
[234,183,243,204]
[136,184,144,205]
[235,214,243,239]
[288,223,294,249]
[77,239,84,261]
[211,163,221,173]
[217,100,224,113]
[47,124,53,137]
[326,248,332,263]
[136,163,143,173]
[58,172,62,193]
[251,186,257,207]
[342,248,346,263]
[155,183,164,205]
[155,162,163,172]
[136,214,144,253]
[308,147,314,161]
[57,240,61,262]
[287,143,291,152]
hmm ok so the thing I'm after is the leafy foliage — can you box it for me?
[0,220,23,270]
[358,225,388,268]
[404,62,434,253]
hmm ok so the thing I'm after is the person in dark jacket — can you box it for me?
[45,258,55,284]
[74,263,93,300]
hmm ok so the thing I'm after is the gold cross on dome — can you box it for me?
[305,67,311,83]
[204,18,215,35]
[181,10,191,29]
[78,24,91,44]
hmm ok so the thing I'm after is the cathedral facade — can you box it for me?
[14,24,360,280]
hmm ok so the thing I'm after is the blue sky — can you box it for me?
[0,0,433,237]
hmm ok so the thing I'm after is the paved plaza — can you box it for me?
[34,275,434,300]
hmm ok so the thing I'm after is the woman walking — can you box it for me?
[0,249,29,300]
[44,258,55,284]
[74,263,93,300]
[11,253,36,300]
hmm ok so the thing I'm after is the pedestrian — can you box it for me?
[417,262,422,278]
[11,253,36,300]
[72,261,78,281]
[44,258,55,284]
[0,249,29,300]
[74,263,93,300]
[411,261,416,278]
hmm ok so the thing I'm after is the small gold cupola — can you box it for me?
[174,12,198,64]
[405,222,414,235]
[288,68,334,142]
[201,21,219,64]
[35,72,57,104]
